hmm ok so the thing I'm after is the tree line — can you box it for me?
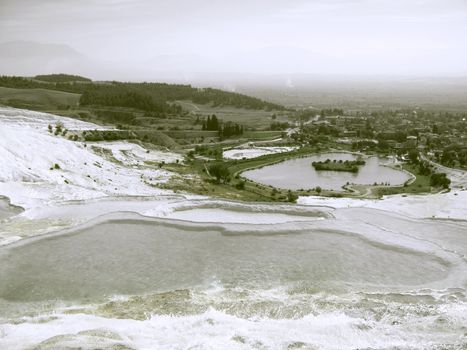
[201,115,243,138]
[34,74,92,83]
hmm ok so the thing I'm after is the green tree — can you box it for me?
[208,162,230,183]
[408,149,419,164]
[287,190,298,203]
[430,173,451,189]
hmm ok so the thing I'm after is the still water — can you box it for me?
[242,153,411,190]
[0,197,22,221]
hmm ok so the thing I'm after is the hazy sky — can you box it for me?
[1,0,467,76]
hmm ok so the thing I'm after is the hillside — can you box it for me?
[0,86,80,110]
[34,74,92,83]
[0,76,285,111]
[0,75,291,148]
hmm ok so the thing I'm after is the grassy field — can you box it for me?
[149,162,278,202]
[0,89,197,147]
[0,88,285,147]
[175,100,290,129]
[373,163,433,196]
[0,86,80,110]
[154,148,376,202]
[165,150,436,202]
[242,130,283,140]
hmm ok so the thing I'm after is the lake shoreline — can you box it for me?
[241,152,412,194]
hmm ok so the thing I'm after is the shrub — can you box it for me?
[235,181,246,190]
[287,190,298,203]
[208,162,230,184]
[55,122,64,135]
[430,173,451,189]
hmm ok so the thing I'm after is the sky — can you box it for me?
[1,0,467,78]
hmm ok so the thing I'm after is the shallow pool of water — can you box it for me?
[0,197,22,221]
[0,219,448,302]
[0,214,465,350]
[242,153,411,190]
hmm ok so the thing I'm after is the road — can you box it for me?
[420,154,467,189]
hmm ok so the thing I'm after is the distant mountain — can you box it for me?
[0,41,83,59]
[0,41,89,76]
[0,41,125,80]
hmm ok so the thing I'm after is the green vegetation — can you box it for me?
[49,163,61,170]
[190,87,284,110]
[0,86,80,110]
[193,145,223,159]
[0,75,287,149]
[0,74,461,201]
[430,173,451,189]
[312,159,365,172]
[243,131,283,140]
[82,130,137,142]
[34,74,92,83]
[177,101,290,129]
[152,162,275,202]
[172,146,452,201]
[374,161,449,197]
[208,162,230,183]
[80,88,180,114]
[433,145,467,170]
[374,163,429,196]
[0,76,284,111]
[201,114,220,130]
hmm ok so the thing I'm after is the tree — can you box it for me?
[235,180,246,190]
[287,190,298,203]
[219,121,244,138]
[54,122,64,136]
[211,115,219,130]
[208,162,230,183]
[430,173,451,189]
[408,149,419,164]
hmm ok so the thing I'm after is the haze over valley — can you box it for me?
[1,1,466,349]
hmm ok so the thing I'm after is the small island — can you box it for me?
[312,158,366,173]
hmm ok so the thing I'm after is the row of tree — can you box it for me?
[220,121,243,138]
[202,115,220,131]
[201,115,244,138]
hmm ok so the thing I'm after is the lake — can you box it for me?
[242,152,411,190]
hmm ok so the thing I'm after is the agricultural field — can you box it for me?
[175,100,291,129]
